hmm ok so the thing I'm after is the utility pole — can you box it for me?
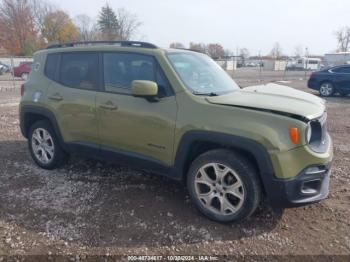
[304,47,309,80]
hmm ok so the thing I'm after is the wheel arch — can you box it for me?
[173,131,274,191]
[319,79,336,88]
[20,105,67,150]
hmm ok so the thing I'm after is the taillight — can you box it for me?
[20,84,25,96]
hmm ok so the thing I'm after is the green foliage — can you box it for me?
[22,38,39,56]
[97,4,119,40]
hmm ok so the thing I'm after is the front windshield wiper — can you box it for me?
[192,91,219,96]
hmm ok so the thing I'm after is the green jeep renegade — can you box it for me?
[19,41,333,222]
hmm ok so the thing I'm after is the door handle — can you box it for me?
[99,101,118,110]
[48,93,63,101]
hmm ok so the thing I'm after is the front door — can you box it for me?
[96,52,177,166]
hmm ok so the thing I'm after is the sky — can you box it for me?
[53,0,350,56]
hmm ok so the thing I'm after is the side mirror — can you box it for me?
[131,80,158,97]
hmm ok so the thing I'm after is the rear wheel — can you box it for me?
[28,120,67,169]
[187,149,262,223]
[319,82,334,97]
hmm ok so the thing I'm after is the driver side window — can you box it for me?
[103,53,172,97]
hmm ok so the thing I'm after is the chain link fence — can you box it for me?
[0,56,31,93]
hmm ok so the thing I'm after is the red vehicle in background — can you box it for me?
[13,62,32,80]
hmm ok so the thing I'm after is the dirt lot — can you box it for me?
[0,71,349,260]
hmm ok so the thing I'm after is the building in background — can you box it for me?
[215,57,238,72]
[324,52,350,67]
[263,59,287,71]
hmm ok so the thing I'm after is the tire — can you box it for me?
[28,120,67,170]
[187,149,262,223]
[319,82,334,97]
[21,72,29,81]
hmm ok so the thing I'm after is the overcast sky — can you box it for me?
[53,0,349,56]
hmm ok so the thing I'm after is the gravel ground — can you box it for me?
[0,72,349,260]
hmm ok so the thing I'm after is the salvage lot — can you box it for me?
[0,70,349,257]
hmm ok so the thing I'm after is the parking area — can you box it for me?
[0,70,349,257]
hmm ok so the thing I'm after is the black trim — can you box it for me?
[65,141,172,176]
[47,41,158,49]
[20,105,68,151]
[172,131,275,179]
[265,163,332,207]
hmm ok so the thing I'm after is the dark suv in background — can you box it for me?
[308,65,350,97]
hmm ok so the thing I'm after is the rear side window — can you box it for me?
[59,53,98,90]
[333,66,350,73]
[44,54,59,81]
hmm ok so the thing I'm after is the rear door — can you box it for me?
[96,52,177,166]
[46,52,100,147]
[331,66,350,91]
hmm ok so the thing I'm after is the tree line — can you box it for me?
[0,0,141,56]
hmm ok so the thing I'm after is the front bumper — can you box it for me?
[264,134,333,208]
[265,162,331,207]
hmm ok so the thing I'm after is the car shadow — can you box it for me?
[0,140,283,248]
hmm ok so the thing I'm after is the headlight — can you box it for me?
[306,120,322,145]
[306,123,312,143]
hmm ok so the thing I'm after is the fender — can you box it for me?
[172,130,275,182]
[20,105,68,151]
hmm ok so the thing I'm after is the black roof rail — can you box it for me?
[46,41,158,49]
[170,47,205,53]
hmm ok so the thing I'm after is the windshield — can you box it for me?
[167,52,240,95]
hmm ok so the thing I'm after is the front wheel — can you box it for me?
[319,82,334,97]
[28,120,67,169]
[187,149,262,223]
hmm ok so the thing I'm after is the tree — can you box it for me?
[239,48,250,65]
[30,0,55,35]
[270,42,283,59]
[207,43,225,59]
[294,45,304,58]
[189,42,207,53]
[0,0,38,55]
[98,4,141,41]
[75,14,100,41]
[97,4,118,40]
[335,27,350,52]
[115,8,141,40]
[169,42,185,49]
[42,10,79,43]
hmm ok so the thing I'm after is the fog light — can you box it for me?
[301,179,321,195]
[305,166,326,175]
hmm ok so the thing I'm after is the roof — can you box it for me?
[36,41,196,56]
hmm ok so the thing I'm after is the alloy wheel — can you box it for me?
[319,83,333,96]
[31,128,55,164]
[194,163,245,215]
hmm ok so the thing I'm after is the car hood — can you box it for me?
[206,83,326,120]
